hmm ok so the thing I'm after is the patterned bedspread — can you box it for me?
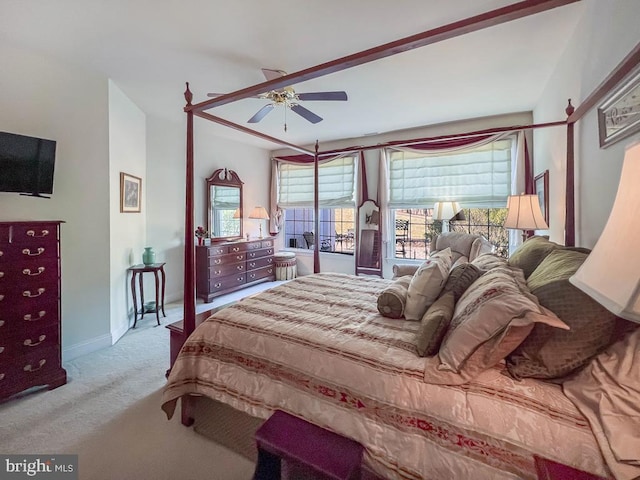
[162,273,610,480]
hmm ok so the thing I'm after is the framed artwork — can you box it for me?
[535,170,549,225]
[120,172,141,213]
[598,65,640,148]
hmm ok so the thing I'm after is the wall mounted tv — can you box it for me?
[0,131,57,198]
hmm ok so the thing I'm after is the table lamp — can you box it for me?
[570,142,640,323]
[249,206,270,239]
[503,194,548,242]
[433,201,461,232]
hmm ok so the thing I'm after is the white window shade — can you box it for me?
[387,138,512,208]
[278,155,356,208]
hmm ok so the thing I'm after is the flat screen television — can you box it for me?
[0,131,57,197]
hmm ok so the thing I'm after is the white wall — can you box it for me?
[108,81,146,341]
[534,0,640,247]
[0,42,112,360]
[145,116,271,304]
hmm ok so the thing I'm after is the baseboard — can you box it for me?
[62,333,112,362]
[110,321,130,344]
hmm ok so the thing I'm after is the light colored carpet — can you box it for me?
[0,286,283,480]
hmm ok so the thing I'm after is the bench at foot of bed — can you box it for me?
[254,410,363,480]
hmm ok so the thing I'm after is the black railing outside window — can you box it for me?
[393,208,509,260]
[284,208,355,254]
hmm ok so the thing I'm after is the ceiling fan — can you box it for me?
[208,68,348,131]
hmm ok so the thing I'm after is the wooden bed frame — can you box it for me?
[173,0,640,475]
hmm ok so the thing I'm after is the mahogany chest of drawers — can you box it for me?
[196,238,275,302]
[0,221,67,400]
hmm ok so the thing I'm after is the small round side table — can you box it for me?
[127,262,166,327]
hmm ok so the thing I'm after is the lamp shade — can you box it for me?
[503,194,548,230]
[232,208,240,219]
[570,142,640,323]
[433,201,461,221]
[248,206,270,220]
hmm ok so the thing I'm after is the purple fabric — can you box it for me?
[254,410,363,480]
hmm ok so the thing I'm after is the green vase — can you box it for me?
[142,247,156,265]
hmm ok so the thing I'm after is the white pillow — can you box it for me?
[404,248,453,321]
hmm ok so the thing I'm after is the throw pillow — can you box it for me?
[404,248,453,321]
[470,253,507,271]
[507,235,558,279]
[442,263,484,302]
[415,291,455,357]
[377,275,412,319]
[438,266,568,374]
[506,249,619,380]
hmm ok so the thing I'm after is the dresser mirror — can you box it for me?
[355,199,382,277]
[207,168,243,240]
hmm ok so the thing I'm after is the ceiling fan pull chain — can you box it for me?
[284,106,288,132]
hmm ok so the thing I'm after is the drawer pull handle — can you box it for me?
[268,268,273,274]
[236,265,244,271]
[236,255,243,260]
[0,373,4,381]
[0,271,3,278]
[0,347,4,354]
[213,270,221,276]
[267,258,273,264]
[23,288,45,298]
[27,229,50,238]
[22,247,45,256]
[249,262,256,268]
[24,335,47,347]
[249,253,256,258]
[267,249,273,254]
[24,311,46,321]
[0,251,3,257]
[249,274,256,279]
[22,267,45,276]
[24,359,46,372]
[0,320,4,327]
[232,247,240,252]
[0,295,4,301]
[214,282,222,289]
[237,277,243,282]
[214,259,222,265]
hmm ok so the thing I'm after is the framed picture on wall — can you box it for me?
[598,65,640,148]
[534,170,549,225]
[120,172,141,213]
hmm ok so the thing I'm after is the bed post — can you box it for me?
[565,99,575,247]
[182,82,196,426]
[314,141,320,273]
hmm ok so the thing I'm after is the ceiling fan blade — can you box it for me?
[248,104,275,123]
[261,68,287,81]
[290,104,323,124]
[207,93,224,98]
[297,91,348,101]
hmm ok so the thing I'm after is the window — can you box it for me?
[284,208,355,254]
[392,208,508,259]
[386,135,515,258]
[277,154,357,254]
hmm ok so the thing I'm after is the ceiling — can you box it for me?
[0,1,583,150]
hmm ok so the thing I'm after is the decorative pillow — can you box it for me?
[441,263,484,302]
[404,248,453,321]
[562,327,640,480]
[507,235,558,279]
[415,291,455,357]
[438,266,568,374]
[451,255,469,269]
[470,253,507,271]
[392,264,419,279]
[377,275,412,319]
[506,249,619,380]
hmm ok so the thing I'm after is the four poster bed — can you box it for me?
[162,1,640,479]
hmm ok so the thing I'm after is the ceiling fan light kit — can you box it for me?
[209,68,348,131]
